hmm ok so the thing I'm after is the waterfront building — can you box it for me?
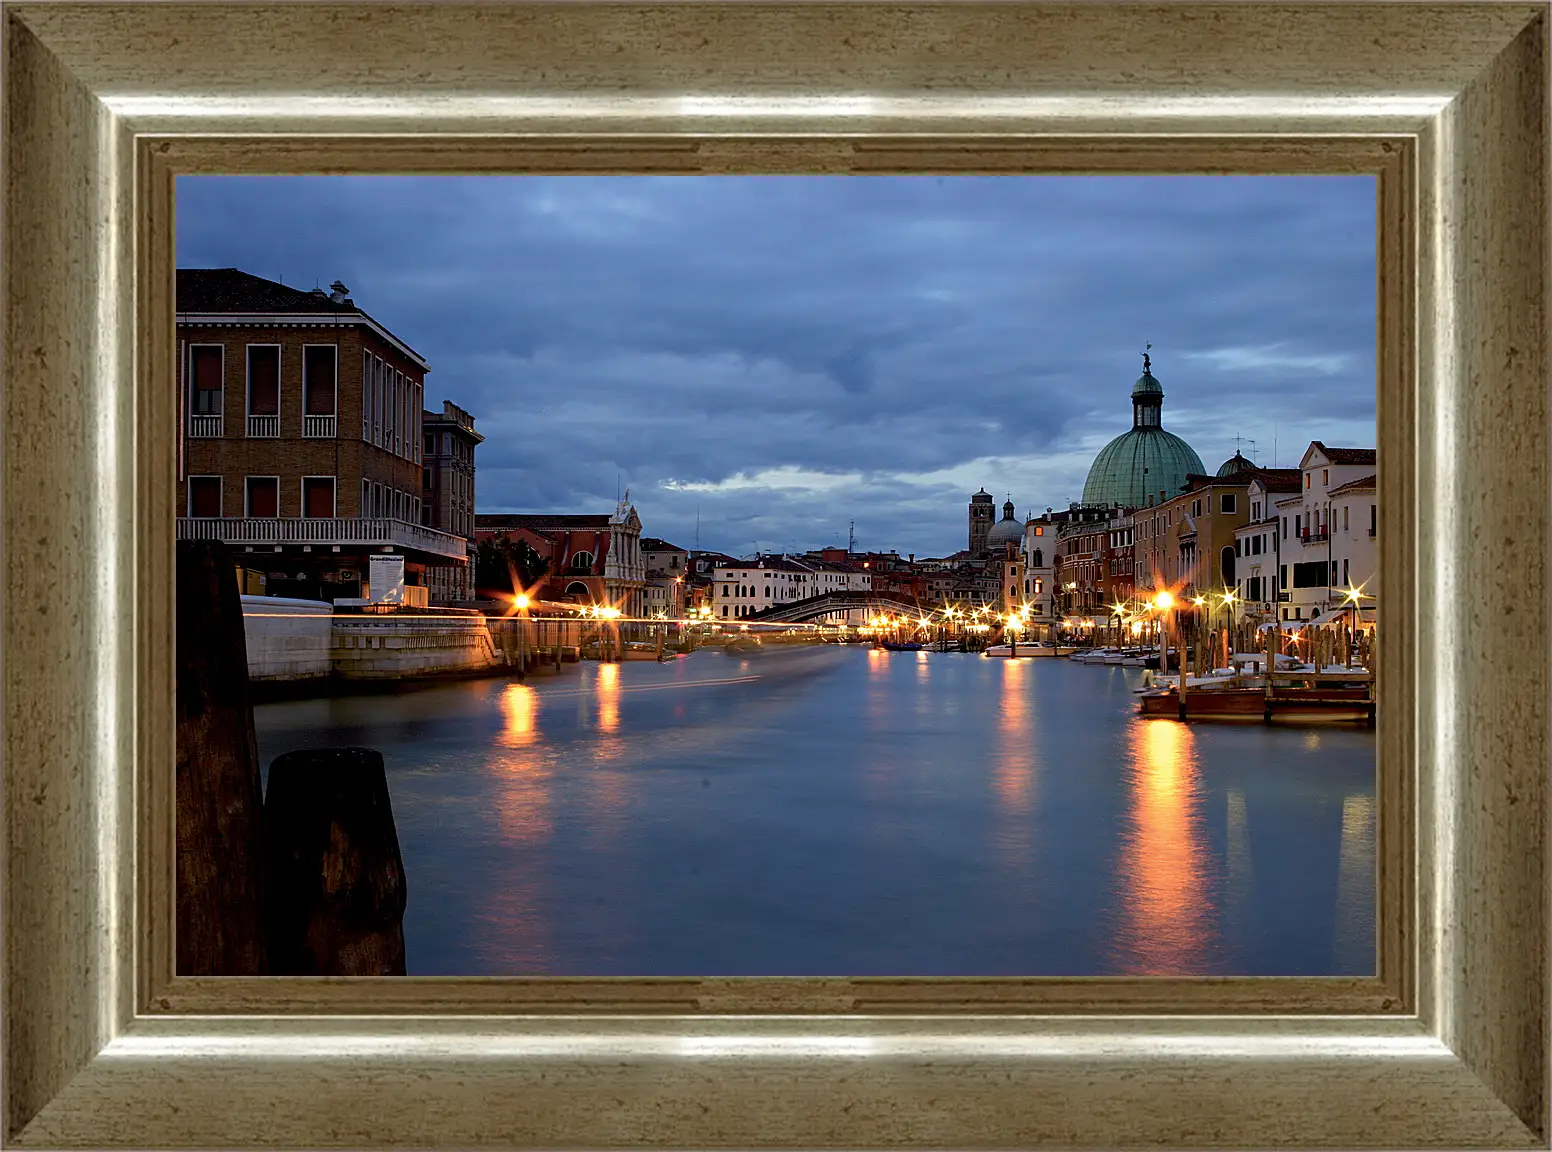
[968,488,996,558]
[714,555,819,619]
[641,537,690,617]
[420,401,482,603]
[474,494,646,615]
[1232,468,1303,622]
[1081,352,1206,510]
[1020,512,1059,621]
[1274,443,1378,624]
[1326,473,1378,627]
[1054,504,1131,624]
[174,268,468,602]
[1133,466,1257,603]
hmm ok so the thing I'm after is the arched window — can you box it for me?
[1220,545,1236,586]
[1032,549,1043,568]
[568,550,594,572]
[565,580,590,598]
[722,585,729,596]
[764,586,770,598]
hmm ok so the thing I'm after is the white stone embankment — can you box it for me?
[241,597,585,683]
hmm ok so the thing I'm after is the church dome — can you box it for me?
[987,519,1023,549]
[1216,451,1254,477]
[1080,352,1205,508]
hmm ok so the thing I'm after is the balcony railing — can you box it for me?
[1301,528,1330,543]
[178,515,468,561]
[188,415,223,438]
[303,414,337,438]
[247,414,280,438]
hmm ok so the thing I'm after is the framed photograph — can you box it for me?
[3,1,1545,1147]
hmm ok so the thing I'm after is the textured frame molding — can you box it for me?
[1,2,1545,1147]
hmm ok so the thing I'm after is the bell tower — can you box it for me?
[968,488,995,558]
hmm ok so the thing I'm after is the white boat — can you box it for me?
[983,643,1076,658]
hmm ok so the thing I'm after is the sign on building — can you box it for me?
[368,554,405,604]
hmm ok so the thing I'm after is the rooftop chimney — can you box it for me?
[328,279,350,304]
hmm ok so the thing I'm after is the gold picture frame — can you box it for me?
[3,2,1545,1146]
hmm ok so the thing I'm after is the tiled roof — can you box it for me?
[1310,442,1378,466]
[177,267,427,365]
[1327,474,1377,496]
[1247,468,1304,493]
[640,537,687,552]
[178,268,349,313]
[476,514,612,531]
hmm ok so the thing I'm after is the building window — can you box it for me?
[302,346,338,436]
[187,476,221,517]
[1253,501,1261,519]
[565,581,590,598]
[1343,558,1350,586]
[301,476,336,519]
[569,550,594,572]
[188,345,224,436]
[362,478,370,516]
[1034,525,1044,536]
[245,476,279,518]
[1304,473,1312,489]
[1322,468,1329,485]
[1220,493,1236,514]
[245,345,280,437]
[1295,514,1302,537]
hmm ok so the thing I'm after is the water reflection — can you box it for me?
[1223,789,1255,945]
[596,661,621,733]
[498,682,540,748]
[990,659,1037,873]
[1331,793,1376,974]
[1114,720,1213,974]
[486,682,553,973]
[992,660,1034,815]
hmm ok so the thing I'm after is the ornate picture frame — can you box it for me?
[3,2,1545,1145]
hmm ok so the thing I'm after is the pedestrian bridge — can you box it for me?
[744,589,922,624]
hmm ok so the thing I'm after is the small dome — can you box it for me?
[987,518,1024,549]
[1132,370,1164,399]
[1216,452,1254,477]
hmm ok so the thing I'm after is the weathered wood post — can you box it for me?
[176,540,269,976]
[1264,622,1277,723]
[265,747,408,976]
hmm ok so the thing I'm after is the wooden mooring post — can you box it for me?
[176,540,269,977]
[176,538,409,977]
[265,747,408,976]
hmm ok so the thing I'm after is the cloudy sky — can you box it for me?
[177,175,1376,559]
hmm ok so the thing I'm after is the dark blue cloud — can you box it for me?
[177,174,1375,558]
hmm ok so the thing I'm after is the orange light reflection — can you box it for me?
[1114,719,1213,974]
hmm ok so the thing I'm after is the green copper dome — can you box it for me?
[1080,353,1205,508]
[1216,451,1254,477]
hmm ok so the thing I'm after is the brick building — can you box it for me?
[421,401,483,603]
[475,497,645,616]
[174,268,468,601]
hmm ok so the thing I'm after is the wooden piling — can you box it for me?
[176,540,269,977]
[265,747,408,976]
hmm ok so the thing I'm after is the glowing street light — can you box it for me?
[512,593,531,610]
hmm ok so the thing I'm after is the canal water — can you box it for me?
[254,645,1376,977]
